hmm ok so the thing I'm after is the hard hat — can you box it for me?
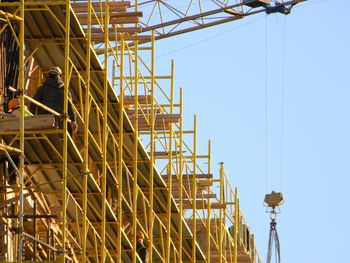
[136,231,144,239]
[49,66,63,76]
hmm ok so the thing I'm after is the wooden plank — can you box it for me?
[164,174,213,179]
[182,200,208,206]
[182,201,224,210]
[209,251,253,262]
[125,109,161,117]
[129,113,180,120]
[172,193,216,199]
[85,27,142,34]
[210,203,227,209]
[129,112,181,130]
[135,114,180,124]
[137,119,180,130]
[78,16,139,25]
[76,12,143,19]
[122,95,152,105]
[138,125,172,131]
[73,6,127,13]
[151,151,182,157]
[71,1,131,9]
[72,5,127,13]
[165,181,213,187]
[0,114,55,132]
[91,34,152,42]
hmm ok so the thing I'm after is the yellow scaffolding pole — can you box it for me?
[219,163,224,263]
[206,140,212,263]
[148,30,155,262]
[178,87,183,262]
[234,188,239,263]
[166,59,175,262]
[192,114,197,263]
[61,1,70,261]
[101,2,109,262]
[18,1,25,261]
[166,122,173,262]
[132,3,139,261]
[82,0,92,261]
[117,35,125,263]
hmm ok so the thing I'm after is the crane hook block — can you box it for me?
[264,191,284,208]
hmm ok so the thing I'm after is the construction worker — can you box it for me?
[136,232,149,263]
[7,97,32,117]
[7,98,20,117]
[29,66,78,135]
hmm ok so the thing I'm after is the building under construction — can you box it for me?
[0,0,300,262]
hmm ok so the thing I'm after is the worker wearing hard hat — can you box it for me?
[29,66,78,135]
[136,231,149,263]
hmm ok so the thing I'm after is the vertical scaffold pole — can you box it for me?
[206,140,212,263]
[61,1,70,261]
[166,123,173,262]
[234,188,239,263]
[170,60,174,115]
[166,59,174,261]
[178,87,183,262]
[117,35,125,263]
[82,0,92,261]
[132,2,139,260]
[219,163,224,263]
[148,30,155,262]
[192,115,197,263]
[166,119,173,259]
[18,0,25,261]
[101,2,109,262]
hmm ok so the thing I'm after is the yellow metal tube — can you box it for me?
[17,1,25,261]
[117,35,125,263]
[234,188,238,263]
[82,0,92,260]
[219,163,224,263]
[61,1,70,261]
[166,58,175,261]
[101,2,109,262]
[132,8,139,262]
[192,115,197,263]
[178,88,183,262]
[206,140,212,263]
[148,30,155,262]
[166,122,173,262]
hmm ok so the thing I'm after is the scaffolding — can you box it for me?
[0,1,262,262]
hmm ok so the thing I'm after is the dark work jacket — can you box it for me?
[30,77,76,122]
[136,242,148,263]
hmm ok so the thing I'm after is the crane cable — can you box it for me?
[264,12,287,193]
[264,14,287,263]
[264,15,268,193]
[279,14,286,191]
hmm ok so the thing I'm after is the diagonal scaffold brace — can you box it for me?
[264,191,284,263]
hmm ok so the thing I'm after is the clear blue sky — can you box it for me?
[152,0,350,262]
